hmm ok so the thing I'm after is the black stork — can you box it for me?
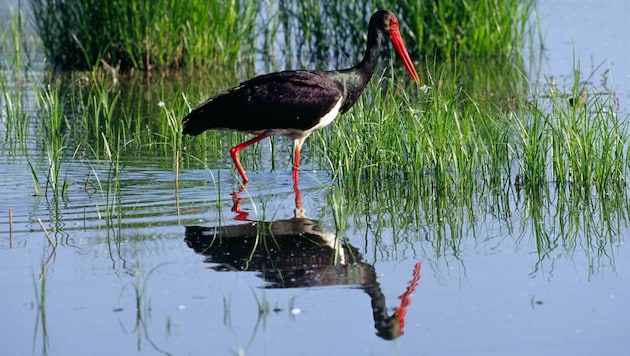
[182,9,420,185]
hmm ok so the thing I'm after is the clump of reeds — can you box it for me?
[30,0,258,70]
[515,65,627,192]
[393,0,534,60]
[29,0,533,71]
[242,0,534,72]
[319,58,519,196]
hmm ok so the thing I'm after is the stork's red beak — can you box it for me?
[389,26,420,83]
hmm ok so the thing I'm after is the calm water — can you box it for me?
[2,1,630,355]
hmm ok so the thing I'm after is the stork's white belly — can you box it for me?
[258,97,344,140]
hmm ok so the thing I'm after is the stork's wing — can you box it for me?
[182,71,344,136]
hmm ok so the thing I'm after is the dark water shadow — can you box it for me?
[184,206,422,340]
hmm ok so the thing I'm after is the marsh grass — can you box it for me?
[515,67,628,192]
[0,6,33,70]
[25,69,229,168]
[319,59,517,200]
[32,80,71,199]
[79,74,122,154]
[96,131,124,231]
[0,9,34,152]
[30,0,532,71]
[258,1,372,70]
[30,0,258,71]
[316,57,628,193]
[393,0,533,60]
[0,71,31,151]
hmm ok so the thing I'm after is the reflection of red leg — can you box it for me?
[230,189,250,221]
[230,133,268,184]
[394,262,422,336]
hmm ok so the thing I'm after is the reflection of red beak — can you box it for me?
[389,27,420,83]
[394,262,423,336]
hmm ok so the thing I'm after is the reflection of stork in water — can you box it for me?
[185,206,422,339]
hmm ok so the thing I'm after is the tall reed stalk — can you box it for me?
[0,71,30,150]
[32,80,71,199]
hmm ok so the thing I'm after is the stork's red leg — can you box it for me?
[292,141,305,211]
[292,147,301,185]
[229,133,268,184]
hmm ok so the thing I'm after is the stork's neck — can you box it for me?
[357,25,385,78]
[337,27,386,112]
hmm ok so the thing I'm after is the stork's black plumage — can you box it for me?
[182,9,419,184]
[182,71,344,136]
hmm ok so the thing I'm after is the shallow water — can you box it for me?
[534,0,630,112]
[2,1,630,356]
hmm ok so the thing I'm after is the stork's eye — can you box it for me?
[389,17,399,30]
